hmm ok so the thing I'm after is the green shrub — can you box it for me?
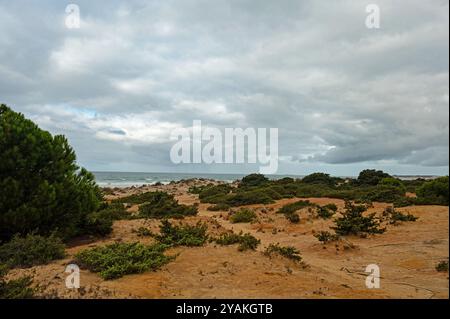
[435,260,448,272]
[323,203,338,211]
[155,220,208,247]
[356,169,391,186]
[316,205,336,219]
[0,265,34,299]
[75,242,174,280]
[240,174,269,187]
[214,232,260,251]
[0,105,102,241]
[379,177,406,192]
[332,201,385,236]
[229,209,257,223]
[285,212,300,223]
[113,191,165,205]
[83,211,114,237]
[225,190,275,206]
[98,202,131,220]
[188,185,209,194]
[393,197,416,208]
[362,185,406,203]
[137,192,198,219]
[134,227,153,237]
[263,243,302,262]
[0,233,65,268]
[314,231,340,243]
[198,184,232,203]
[302,173,337,186]
[416,176,449,206]
[207,203,230,211]
[278,200,314,215]
[403,178,427,193]
[383,206,418,223]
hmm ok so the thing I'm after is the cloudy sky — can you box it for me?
[0,0,448,176]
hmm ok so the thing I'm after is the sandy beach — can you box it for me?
[7,179,449,299]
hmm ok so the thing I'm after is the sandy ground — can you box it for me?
[7,180,449,299]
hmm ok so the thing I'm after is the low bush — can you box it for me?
[155,220,208,247]
[214,232,260,251]
[285,212,300,223]
[83,211,114,237]
[97,202,131,220]
[302,173,338,186]
[240,174,270,187]
[435,260,448,272]
[416,176,449,206]
[316,204,337,219]
[82,202,133,237]
[229,209,257,223]
[207,203,230,211]
[393,197,416,208]
[75,242,174,280]
[0,265,34,299]
[113,192,163,205]
[225,190,275,206]
[383,207,418,223]
[263,243,302,262]
[356,169,391,186]
[314,231,340,243]
[188,185,210,194]
[138,192,198,219]
[362,185,406,203]
[379,177,406,192]
[0,233,65,268]
[198,184,232,203]
[332,201,385,236]
[134,227,153,237]
[278,200,314,215]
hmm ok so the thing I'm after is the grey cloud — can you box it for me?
[0,0,448,174]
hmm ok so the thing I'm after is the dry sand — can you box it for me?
[8,180,449,299]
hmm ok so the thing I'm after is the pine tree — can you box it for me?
[0,104,102,241]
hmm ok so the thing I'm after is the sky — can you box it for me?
[0,0,448,176]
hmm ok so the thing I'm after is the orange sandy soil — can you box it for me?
[7,180,449,299]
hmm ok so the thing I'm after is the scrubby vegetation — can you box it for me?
[332,201,385,236]
[240,173,269,187]
[229,209,257,223]
[0,265,34,299]
[0,233,65,268]
[207,203,230,211]
[0,105,103,241]
[134,227,153,237]
[76,242,174,280]
[356,169,392,186]
[416,176,449,206]
[195,170,443,210]
[214,232,260,251]
[137,191,198,219]
[78,202,134,237]
[301,173,341,186]
[317,204,337,219]
[435,260,449,272]
[285,212,300,223]
[278,200,313,215]
[382,207,418,224]
[314,231,340,243]
[263,243,302,262]
[278,200,337,222]
[154,220,208,247]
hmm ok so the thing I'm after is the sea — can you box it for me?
[93,171,304,187]
[93,171,438,188]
